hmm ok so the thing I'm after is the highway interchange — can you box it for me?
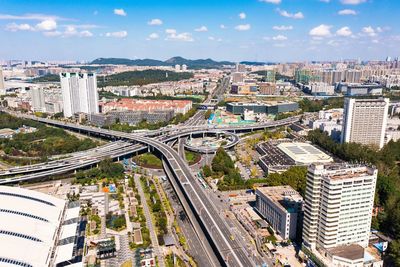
[0,77,301,266]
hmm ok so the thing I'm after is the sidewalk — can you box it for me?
[134,174,165,267]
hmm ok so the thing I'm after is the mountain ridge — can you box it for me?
[90,57,269,69]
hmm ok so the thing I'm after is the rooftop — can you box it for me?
[0,186,66,267]
[311,163,377,181]
[328,244,364,261]
[277,142,333,164]
[256,185,303,213]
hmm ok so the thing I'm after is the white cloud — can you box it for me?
[79,30,93,37]
[320,0,330,2]
[220,24,226,29]
[6,20,95,38]
[372,39,379,44]
[147,33,159,40]
[272,25,293,31]
[148,18,162,26]
[165,29,193,42]
[208,36,222,42]
[338,9,357,15]
[376,27,383,33]
[272,34,287,41]
[5,22,34,31]
[234,24,251,31]
[165,28,176,34]
[36,19,57,31]
[277,9,304,19]
[327,40,339,47]
[259,0,281,4]
[309,24,332,37]
[195,26,208,32]
[336,26,352,36]
[113,9,127,16]
[239,12,246,19]
[63,24,100,29]
[43,31,62,37]
[362,26,376,37]
[341,0,366,4]
[62,26,93,37]
[0,13,70,21]
[106,30,128,38]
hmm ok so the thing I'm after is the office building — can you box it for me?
[257,141,333,174]
[89,110,174,127]
[60,72,99,117]
[258,82,277,95]
[341,98,389,148]
[226,101,299,116]
[0,67,5,95]
[30,87,46,112]
[231,72,245,83]
[305,82,335,96]
[100,98,192,115]
[303,163,377,251]
[0,186,83,266]
[255,186,303,240]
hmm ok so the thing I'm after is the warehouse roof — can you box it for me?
[277,142,333,164]
[0,186,66,267]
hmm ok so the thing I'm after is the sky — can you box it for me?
[0,0,399,62]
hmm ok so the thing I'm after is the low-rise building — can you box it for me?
[257,140,333,174]
[226,101,299,116]
[255,186,303,240]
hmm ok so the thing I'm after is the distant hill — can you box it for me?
[91,56,238,69]
[98,69,194,87]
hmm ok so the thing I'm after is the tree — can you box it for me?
[386,240,400,267]
[202,165,212,177]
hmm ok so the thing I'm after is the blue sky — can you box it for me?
[0,0,399,62]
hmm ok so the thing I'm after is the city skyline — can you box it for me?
[0,0,400,62]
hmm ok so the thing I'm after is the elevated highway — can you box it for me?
[1,111,300,266]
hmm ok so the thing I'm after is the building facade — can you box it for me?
[60,72,99,117]
[255,186,303,240]
[0,67,5,95]
[303,163,377,251]
[30,87,46,112]
[341,98,389,148]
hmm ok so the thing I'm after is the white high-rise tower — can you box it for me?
[303,163,377,251]
[60,72,99,117]
[0,67,5,95]
[31,87,46,112]
[341,98,389,148]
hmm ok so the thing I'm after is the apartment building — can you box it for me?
[341,98,389,148]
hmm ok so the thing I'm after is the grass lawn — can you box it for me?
[184,150,201,165]
[133,153,162,169]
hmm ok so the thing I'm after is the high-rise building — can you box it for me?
[303,163,377,251]
[0,67,5,95]
[341,98,389,148]
[60,72,99,117]
[30,87,46,112]
[236,63,246,73]
[345,70,361,83]
[175,64,181,71]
